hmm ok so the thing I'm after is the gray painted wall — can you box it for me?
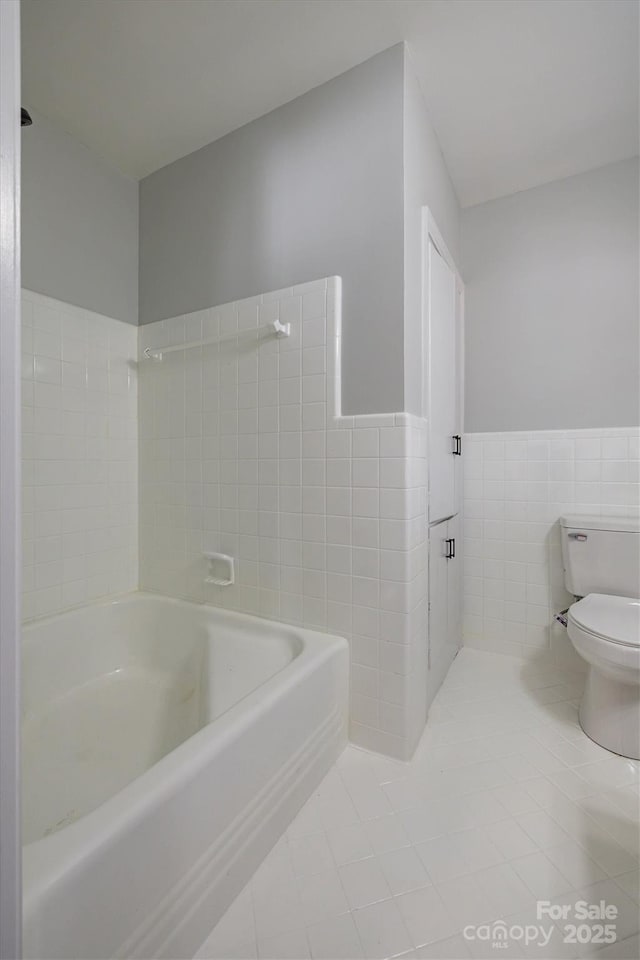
[403,47,461,417]
[463,158,640,432]
[139,45,405,415]
[21,111,138,323]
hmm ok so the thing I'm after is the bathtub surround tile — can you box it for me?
[197,648,638,960]
[22,290,138,621]
[463,427,640,663]
[138,278,429,760]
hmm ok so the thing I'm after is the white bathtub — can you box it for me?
[22,593,348,959]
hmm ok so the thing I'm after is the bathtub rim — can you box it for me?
[22,591,348,909]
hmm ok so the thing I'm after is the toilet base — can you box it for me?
[579,667,640,761]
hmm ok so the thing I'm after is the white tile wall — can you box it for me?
[22,291,138,621]
[138,278,429,759]
[463,427,640,662]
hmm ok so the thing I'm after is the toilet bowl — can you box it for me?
[567,594,640,759]
[560,515,640,760]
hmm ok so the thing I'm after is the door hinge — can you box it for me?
[452,435,462,455]
[445,537,456,560]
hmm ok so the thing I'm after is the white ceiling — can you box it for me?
[21,0,639,206]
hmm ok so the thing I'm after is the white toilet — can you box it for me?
[560,514,640,760]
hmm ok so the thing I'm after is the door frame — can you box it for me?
[0,1,22,956]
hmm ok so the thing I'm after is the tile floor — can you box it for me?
[196,649,640,960]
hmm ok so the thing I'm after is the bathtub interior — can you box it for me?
[22,595,301,845]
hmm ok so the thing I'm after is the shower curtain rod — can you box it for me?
[141,318,291,361]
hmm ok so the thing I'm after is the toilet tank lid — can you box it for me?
[560,514,640,533]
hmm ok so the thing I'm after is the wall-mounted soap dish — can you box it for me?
[204,552,235,586]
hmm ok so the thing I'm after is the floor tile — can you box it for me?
[485,818,539,859]
[591,933,639,958]
[341,766,395,820]
[523,776,570,808]
[451,826,504,872]
[434,739,493,768]
[306,913,364,959]
[490,783,540,816]
[327,819,375,865]
[313,772,360,829]
[364,812,412,855]
[601,785,640,821]
[252,877,305,941]
[444,791,510,831]
[548,739,599,767]
[484,732,532,759]
[500,754,544,782]
[338,856,392,909]
[395,885,458,947]
[399,801,451,844]
[522,743,567,776]
[352,898,413,958]
[545,837,608,888]
[382,778,425,812]
[412,933,471,958]
[377,846,431,895]
[516,809,571,850]
[298,868,350,925]
[575,758,640,793]
[614,870,640,904]
[416,833,474,883]
[511,850,574,898]
[581,793,640,851]
[289,832,335,877]
[435,873,500,930]
[476,861,538,917]
[576,878,640,943]
[195,649,640,960]
[257,928,310,959]
[550,807,640,877]
[548,766,593,800]
[366,753,410,785]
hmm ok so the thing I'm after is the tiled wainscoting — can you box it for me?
[463,427,640,662]
[139,278,429,758]
[21,291,138,621]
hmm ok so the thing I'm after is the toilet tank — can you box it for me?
[560,514,640,598]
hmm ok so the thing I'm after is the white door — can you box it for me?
[427,237,457,523]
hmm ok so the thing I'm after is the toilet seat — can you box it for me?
[568,593,640,649]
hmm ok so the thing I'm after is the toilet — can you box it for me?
[560,514,640,760]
